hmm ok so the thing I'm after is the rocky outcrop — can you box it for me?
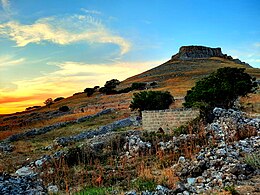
[172,46,224,60]
[0,172,47,194]
[0,109,114,146]
[171,46,251,67]
[54,116,141,146]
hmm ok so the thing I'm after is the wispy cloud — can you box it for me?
[0,59,165,113]
[0,55,25,69]
[81,8,102,15]
[1,0,11,13]
[254,42,260,48]
[0,0,16,20]
[0,15,131,55]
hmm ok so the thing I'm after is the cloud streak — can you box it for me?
[0,15,130,55]
[81,8,102,15]
[0,55,25,68]
[0,59,165,113]
[1,0,11,13]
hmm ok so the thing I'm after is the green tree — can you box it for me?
[104,79,120,89]
[183,67,257,119]
[84,88,95,96]
[130,91,174,115]
[99,79,120,95]
[44,98,53,108]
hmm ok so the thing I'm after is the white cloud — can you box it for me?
[0,58,166,113]
[1,0,11,13]
[0,55,25,68]
[81,8,102,15]
[0,15,131,55]
[0,59,165,97]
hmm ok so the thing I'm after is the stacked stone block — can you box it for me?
[142,108,199,132]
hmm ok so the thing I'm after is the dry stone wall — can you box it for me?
[142,108,199,132]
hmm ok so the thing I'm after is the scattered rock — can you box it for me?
[15,167,35,177]
[47,185,59,194]
[0,172,46,194]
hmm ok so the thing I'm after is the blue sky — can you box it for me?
[0,0,259,113]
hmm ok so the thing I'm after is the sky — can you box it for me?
[0,0,259,114]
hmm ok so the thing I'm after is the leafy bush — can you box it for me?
[104,79,120,89]
[244,152,260,169]
[224,185,239,195]
[84,88,95,96]
[174,125,188,136]
[93,86,100,90]
[150,81,158,87]
[117,87,133,94]
[76,187,112,195]
[25,106,41,111]
[99,79,120,95]
[59,106,70,112]
[54,97,64,102]
[131,82,146,90]
[44,98,53,107]
[130,91,174,115]
[132,178,156,192]
[184,67,257,120]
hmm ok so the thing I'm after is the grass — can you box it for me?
[224,185,239,195]
[76,187,113,195]
[0,109,130,173]
[244,152,260,169]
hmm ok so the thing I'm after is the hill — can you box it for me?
[0,45,260,194]
[122,46,260,97]
[1,45,259,134]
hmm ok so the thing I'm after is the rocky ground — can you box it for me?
[0,107,259,194]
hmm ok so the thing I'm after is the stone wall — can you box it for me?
[142,108,200,132]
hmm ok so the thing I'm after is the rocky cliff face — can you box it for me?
[172,46,224,60]
[171,45,251,67]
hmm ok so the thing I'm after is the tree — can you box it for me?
[84,88,95,96]
[104,79,120,89]
[99,79,120,95]
[130,91,174,115]
[44,98,53,108]
[183,67,258,119]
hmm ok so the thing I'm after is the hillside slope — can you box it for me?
[1,46,259,132]
[122,46,260,97]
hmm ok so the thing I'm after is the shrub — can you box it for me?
[131,82,146,90]
[93,86,100,90]
[244,152,260,169]
[99,79,120,95]
[117,87,133,94]
[104,79,120,89]
[54,97,64,102]
[184,67,258,120]
[44,98,53,108]
[150,81,158,87]
[174,125,188,136]
[59,106,70,112]
[132,178,156,192]
[76,187,112,195]
[224,185,239,195]
[130,91,174,115]
[84,88,95,96]
[25,106,41,111]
